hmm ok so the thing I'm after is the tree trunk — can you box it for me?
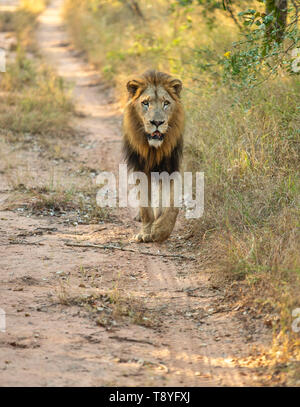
[265,0,288,44]
[124,0,145,20]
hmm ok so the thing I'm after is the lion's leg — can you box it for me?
[134,206,154,242]
[150,180,179,242]
[134,176,154,243]
[153,206,162,220]
[150,207,179,242]
[153,179,163,221]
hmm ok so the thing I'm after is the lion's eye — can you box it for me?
[142,100,149,107]
[163,101,170,108]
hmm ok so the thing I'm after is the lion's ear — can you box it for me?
[170,79,182,97]
[127,80,142,97]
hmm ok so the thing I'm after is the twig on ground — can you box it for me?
[5,241,45,246]
[109,336,155,346]
[64,241,196,261]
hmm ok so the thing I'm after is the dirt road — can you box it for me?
[0,0,271,386]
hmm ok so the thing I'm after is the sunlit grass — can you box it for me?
[0,0,73,148]
[0,51,73,145]
[63,0,300,384]
[20,0,49,14]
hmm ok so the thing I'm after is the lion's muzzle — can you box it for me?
[148,130,165,140]
[147,131,165,148]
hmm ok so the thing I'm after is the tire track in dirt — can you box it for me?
[144,256,248,386]
[144,256,210,386]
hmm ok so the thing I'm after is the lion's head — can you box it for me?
[123,70,184,173]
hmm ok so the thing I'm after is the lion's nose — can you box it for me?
[150,120,165,128]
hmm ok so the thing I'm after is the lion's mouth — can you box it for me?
[147,130,165,141]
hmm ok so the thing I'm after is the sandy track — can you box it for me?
[0,0,270,386]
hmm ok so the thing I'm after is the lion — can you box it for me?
[122,70,184,242]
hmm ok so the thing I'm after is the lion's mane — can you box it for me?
[122,70,184,175]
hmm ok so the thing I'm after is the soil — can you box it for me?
[0,0,272,386]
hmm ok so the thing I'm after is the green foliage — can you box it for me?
[171,0,226,27]
[169,0,299,87]
[221,1,299,87]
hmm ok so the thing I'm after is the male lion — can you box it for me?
[123,70,184,242]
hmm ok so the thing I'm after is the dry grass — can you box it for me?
[0,1,49,51]
[0,0,109,224]
[55,276,156,328]
[0,52,73,149]
[63,0,300,384]
[0,0,73,148]
[1,156,110,223]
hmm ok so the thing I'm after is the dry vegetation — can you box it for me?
[63,0,299,384]
[55,274,156,329]
[0,0,299,386]
[0,0,72,146]
[0,1,108,225]
[0,0,49,51]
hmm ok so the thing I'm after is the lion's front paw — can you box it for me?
[150,227,171,242]
[134,232,152,243]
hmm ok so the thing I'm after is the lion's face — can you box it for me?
[134,85,176,148]
[126,73,182,149]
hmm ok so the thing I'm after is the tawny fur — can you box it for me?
[123,70,184,174]
[122,70,185,242]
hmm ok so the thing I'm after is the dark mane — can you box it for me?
[123,137,183,175]
[123,69,184,175]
